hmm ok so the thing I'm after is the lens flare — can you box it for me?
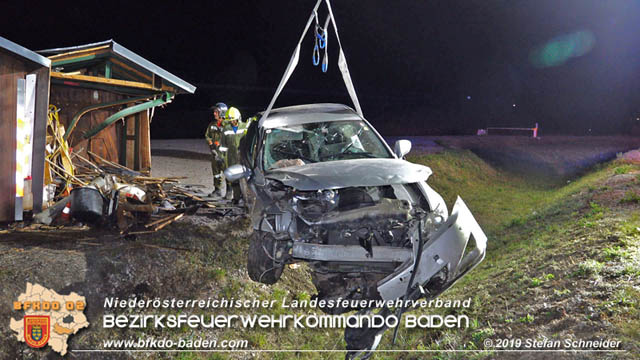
[530,30,595,68]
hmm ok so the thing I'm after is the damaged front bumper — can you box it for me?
[289,196,486,302]
[378,196,486,300]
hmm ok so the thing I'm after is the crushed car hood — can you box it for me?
[265,159,432,190]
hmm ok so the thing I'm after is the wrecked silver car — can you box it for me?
[226,103,486,354]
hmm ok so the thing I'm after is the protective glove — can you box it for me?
[209,140,221,152]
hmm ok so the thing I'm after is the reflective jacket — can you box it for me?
[205,120,226,152]
[221,120,250,167]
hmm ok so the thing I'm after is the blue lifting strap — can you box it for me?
[313,43,320,66]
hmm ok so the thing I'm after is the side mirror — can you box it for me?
[394,140,412,158]
[224,164,252,182]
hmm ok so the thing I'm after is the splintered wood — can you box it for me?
[54,149,222,235]
[34,107,226,236]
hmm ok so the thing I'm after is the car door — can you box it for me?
[238,120,261,209]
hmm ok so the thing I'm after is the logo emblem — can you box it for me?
[24,316,49,348]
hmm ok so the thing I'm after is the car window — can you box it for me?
[263,120,392,170]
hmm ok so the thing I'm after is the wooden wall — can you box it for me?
[139,110,151,171]
[0,50,49,221]
[122,111,151,172]
[50,86,124,163]
[49,86,151,172]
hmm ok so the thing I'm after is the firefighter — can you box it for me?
[221,107,249,203]
[205,102,228,198]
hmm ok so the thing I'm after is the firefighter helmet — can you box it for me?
[226,107,241,122]
[211,102,228,116]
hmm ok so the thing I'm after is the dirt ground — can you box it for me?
[0,212,249,359]
[1,139,246,359]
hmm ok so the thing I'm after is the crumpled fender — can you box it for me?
[377,196,487,301]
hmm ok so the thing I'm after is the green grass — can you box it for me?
[621,190,640,204]
[407,150,614,235]
[602,246,631,261]
[529,277,543,287]
[614,165,632,174]
[574,259,604,277]
[519,314,535,323]
[393,150,640,357]
[553,288,571,296]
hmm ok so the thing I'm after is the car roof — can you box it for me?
[260,103,363,129]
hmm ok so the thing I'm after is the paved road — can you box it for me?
[151,139,214,195]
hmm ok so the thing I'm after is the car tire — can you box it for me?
[247,231,284,284]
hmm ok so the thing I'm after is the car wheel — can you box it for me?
[247,231,284,284]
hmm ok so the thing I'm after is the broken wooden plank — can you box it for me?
[154,213,184,231]
[172,188,215,207]
[74,152,104,173]
[45,158,88,185]
[88,150,134,172]
[125,230,157,235]
[144,213,176,228]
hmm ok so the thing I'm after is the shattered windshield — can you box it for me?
[264,120,392,170]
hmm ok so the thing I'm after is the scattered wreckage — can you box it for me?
[31,148,224,235]
[18,105,230,235]
[225,103,487,356]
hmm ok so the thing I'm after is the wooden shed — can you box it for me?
[38,40,196,172]
[0,36,51,222]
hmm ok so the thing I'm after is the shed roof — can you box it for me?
[39,40,195,94]
[0,36,51,67]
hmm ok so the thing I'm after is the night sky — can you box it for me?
[5,0,640,136]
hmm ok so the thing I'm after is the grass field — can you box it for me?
[390,150,640,359]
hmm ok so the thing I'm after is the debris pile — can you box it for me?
[26,106,228,236]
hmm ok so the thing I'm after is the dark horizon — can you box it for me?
[5,0,640,137]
